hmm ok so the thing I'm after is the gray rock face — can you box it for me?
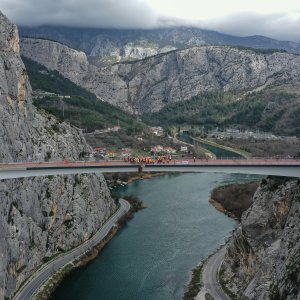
[0,174,115,299]
[20,37,90,89]
[19,26,300,60]
[21,38,300,114]
[88,38,177,65]
[0,12,116,299]
[222,177,300,299]
[1,25,90,163]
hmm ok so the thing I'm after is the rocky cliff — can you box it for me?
[221,177,300,299]
[21,38,300,114]
[0,12,116,299]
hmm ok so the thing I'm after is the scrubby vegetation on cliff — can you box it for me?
[23,56,146,133]
[210,181,260,219]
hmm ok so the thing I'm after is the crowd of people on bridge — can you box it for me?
[124,155,202,164]
[124,155,174,164]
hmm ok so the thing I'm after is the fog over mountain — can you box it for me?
[1,0,300,42]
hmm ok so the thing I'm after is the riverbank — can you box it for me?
[105,171,168,188]
[14,200,132,300]
[210,181,259,220]
[184,180,261,299]
[53,173,239,299]
[33,225,120,300]
[193,137,251,159]
[177,132,249,159]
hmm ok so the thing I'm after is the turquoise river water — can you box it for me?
[53,173,259,300]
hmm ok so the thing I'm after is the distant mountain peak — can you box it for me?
[20,26,300,63]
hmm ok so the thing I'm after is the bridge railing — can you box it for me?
[1,157,300,170]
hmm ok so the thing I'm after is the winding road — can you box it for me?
[199,246,229,300]
[13,199,131,300]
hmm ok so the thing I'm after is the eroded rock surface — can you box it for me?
[222,177,300,299]
[21,38,300,114]
[0,11,116,299]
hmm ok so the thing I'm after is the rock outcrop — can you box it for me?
[88,40,176,66]
[21,38,300,114]
[222,177,300,299]
[0,12,116,299]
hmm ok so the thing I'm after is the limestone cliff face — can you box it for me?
[0,12,116,299]
[0,174,115,299]
[20,37,90,89]
[21,38,300,114]
[88,38,177,66]
[1,23,90,162]
[222,177,300,299]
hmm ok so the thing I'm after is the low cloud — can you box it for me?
[1,0,158,28]
[208,12,300,42]
[157,12,300,42]
[1,0,300,42]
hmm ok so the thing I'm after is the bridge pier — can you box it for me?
[138,164,144,173]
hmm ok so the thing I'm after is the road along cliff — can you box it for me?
[0,11,117,299]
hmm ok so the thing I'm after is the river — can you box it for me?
[53,172,259,300]
[179,132,242,158]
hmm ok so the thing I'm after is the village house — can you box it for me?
[180,146,188,152]
[150,126,164,136]
[151,145,176,155]
[94,147,107,155]
[163,147,177,154]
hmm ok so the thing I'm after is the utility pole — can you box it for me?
[60,99,65,119]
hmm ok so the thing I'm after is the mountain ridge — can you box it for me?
[20,26,300,67]
[21,37,300,114]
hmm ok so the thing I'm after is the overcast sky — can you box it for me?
[1,0,300,42]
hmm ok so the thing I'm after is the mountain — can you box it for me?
[22,56,146,133]
[0,11,115,299]
[19,26,300,66]
[21,37,300,114]
[222,176,300,299]
[142,85,300,136]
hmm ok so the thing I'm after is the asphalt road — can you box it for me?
[14,199,131,300]
[202,246,229,300]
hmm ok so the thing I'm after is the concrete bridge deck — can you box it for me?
[1,159,300,179]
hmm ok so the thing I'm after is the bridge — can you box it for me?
[1,159,300,180]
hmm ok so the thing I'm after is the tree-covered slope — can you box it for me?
[142,86,300,136]
[21,38,300,114]
[23,56,146,133]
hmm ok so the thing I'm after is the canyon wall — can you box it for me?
[0,12,116,299]
[222,177,300,299]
